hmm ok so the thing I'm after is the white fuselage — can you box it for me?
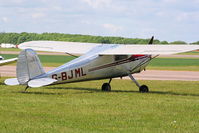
[38,54,151,85]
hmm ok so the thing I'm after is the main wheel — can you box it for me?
[101,83,111,91]
[139,85,149,93]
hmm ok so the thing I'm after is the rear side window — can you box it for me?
[114,55,128,61]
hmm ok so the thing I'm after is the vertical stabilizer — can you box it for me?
[17,49,45,85]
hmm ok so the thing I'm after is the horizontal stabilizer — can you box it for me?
[28,78,57,88]
[4,78,19,86]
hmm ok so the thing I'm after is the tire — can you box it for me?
[139,85,149,93]
[101,83,111,91]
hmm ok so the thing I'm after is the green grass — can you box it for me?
[0,54,17,59]
[178,51,199,55]
[147,58,199,71]
[0,78,199,133]
[0,54,76,67]
[0,48,20,52]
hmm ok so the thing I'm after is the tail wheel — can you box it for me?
[139,85,149,93]
[101,83,111,91]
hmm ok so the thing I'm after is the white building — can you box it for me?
[0,43,16,48]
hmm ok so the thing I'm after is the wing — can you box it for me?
[0,58,18,66]
[18,41,199,55]
[18,41,101,55]
[99,45,199,55]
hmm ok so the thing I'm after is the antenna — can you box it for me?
[148,36,154,45]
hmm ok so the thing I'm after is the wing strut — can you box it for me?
[65,52,78,58]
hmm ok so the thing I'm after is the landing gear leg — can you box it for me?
[101,78,112,91]
[108,78,112,84]
[128,74,149,93]
[24,86,29,92]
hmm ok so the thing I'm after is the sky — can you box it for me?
[0,0,199,43]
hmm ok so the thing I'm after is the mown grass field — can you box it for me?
[0,48,20,52]
[178,51,199,55]
[148,58,199,71]
[0,78,199,133]
[1,54,199,71]
[0,54,76,67]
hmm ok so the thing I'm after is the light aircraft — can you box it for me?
[0,56,17,66]
[4,37,199,92]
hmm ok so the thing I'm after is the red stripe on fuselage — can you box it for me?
[88,55,149,72]
[131,54,146,59]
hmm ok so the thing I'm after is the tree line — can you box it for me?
[0,32,198,45]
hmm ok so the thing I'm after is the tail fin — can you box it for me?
[17,49,45,85]
[5,49,57,87]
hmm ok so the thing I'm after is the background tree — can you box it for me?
[0,32,197,45]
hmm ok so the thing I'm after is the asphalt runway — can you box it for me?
[1,66,199,81]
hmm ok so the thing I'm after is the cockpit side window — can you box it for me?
[114,55,128,61]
